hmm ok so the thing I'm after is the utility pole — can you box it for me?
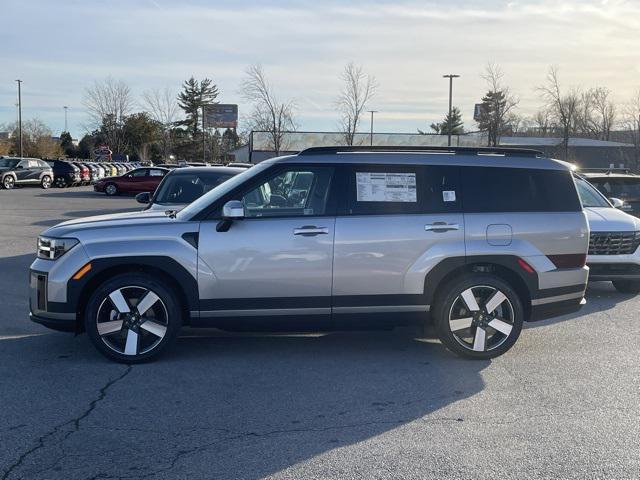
[368,110,378,146]
[442,74,460,147]
[63,106,68,133]
[15,79,23,158]
[201,104,206,164]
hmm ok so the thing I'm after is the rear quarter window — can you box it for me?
[462,167,581,213]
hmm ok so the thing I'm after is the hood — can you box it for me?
[144,202,188,213]
[43,210,172,238]
[584,207,640,233]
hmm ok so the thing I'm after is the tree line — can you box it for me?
[2,62,640,161]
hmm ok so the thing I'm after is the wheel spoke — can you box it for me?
[140,319,167,338]
[472,327,486,351]
[488,318,513,336]
[109,289,130,314]
[460,288,480,311]
[124,329,139,355]
[449,317,473,332]
[135,291,160,316]
[97,320,123,336]
[485,291,507,314]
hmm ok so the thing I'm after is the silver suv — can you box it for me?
[29,146,590,363]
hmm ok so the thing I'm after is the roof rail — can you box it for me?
[298,145,545,157]
[581,167,632,175]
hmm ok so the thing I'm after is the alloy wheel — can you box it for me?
[96,286,169,356]
[41,176,52,189]
[105,184,117,195]
[3,176,15,189]
[55,177,67,188]
[448,285,515,352]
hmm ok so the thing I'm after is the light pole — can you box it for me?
[15,80,23,158]
[201,104,207,164]
[442,74,460,147]
[368,110,378,146]
[63,106,68,133]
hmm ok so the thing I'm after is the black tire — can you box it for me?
[432,273,524,360]
[54,176,67,188]
[85,273,182,363]
[41,175,52,189]
[2,175,15,190]
[612,279,640,294]
[104,183,118,196]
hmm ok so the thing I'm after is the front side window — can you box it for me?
[241,167,334,217]
[149,169,165,177]
[130,169,148,177]
[590,178,640,200]
[155,172,235,205]
[575,177,611,208]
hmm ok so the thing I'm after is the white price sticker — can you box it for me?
[356,172,417,202]
[442,190,456,202]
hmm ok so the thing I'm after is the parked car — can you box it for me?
[71,162,91,185]
[0,157,53,189]
[94,167,169,196]
[136,166,244,211]
[30,146,589,363]
[582,169,640,217]
[44,159,81,188]
[574,175,640,293]
[103,163,118,177]
[85,163,101,183]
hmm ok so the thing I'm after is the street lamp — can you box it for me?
[15,80,23,158]
[442,74,460,147]
[368,110,378,147]
[63,106,69,133]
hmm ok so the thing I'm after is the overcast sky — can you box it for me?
[1,0,639,138]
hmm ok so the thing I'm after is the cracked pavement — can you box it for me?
[1,187,639,479]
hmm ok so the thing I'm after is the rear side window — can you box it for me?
[462,167,581,213]
[346,165,461,215]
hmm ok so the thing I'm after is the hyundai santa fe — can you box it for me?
[29,146,590,363]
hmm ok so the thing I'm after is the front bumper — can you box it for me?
[29,271,77,332]
[587,249,640,281]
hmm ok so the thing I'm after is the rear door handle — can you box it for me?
[425,222,459,232]
[293,226,329,236]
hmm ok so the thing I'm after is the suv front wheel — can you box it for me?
[433,274,524,359]
[85,273,182,363]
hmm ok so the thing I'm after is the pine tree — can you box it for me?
[430,107,464,135]
[177,77,219,138]
[477,90,509,146]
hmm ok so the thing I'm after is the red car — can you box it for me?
[94,167,169,196]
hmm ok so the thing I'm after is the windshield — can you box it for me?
[589,177,640,200]
[177,161,273,220]
[154,171,238,205]
[0,158,19,168]
[575,176,611,208]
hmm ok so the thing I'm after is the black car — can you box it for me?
[44,159,81,188]
[0,157,54,189]
[583,171,640,217]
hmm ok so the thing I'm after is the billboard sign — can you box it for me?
[93,145,112,161]
[473,103,487,122]
[204,104,238,128]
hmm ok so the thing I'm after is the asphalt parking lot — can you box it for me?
[0,186,639,480]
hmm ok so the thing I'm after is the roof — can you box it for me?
[167,166,245,175]
[582,172,640,179]
[271,146,571,171]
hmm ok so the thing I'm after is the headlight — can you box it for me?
[37,237,79,260]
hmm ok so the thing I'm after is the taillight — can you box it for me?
[547,254,587,269]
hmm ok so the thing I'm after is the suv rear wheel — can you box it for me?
[612,279,640,294]
[2,175,15,190]
[85,273,182,363]
[54,176,67,188]
[433,274,523,359]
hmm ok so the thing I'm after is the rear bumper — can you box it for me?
[528,283,586,322]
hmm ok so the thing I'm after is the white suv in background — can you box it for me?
[575,175,640,293]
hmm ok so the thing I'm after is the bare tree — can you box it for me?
[141,87,179,159]
[83,77,133,153]
[532,109,552,136]
[477,62,519,146]
[622,89,640,170]
[241,64,296,156]
[336,62,377,146]
[537,66,582,160]
[591,87,616,140]
[7,119,62,157]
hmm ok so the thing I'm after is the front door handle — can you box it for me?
[293,226,329,236]
[425,222,459,232]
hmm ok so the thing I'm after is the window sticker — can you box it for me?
[356,172,417,202]
[442,190,456,202]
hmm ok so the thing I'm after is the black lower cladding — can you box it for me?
[529,298,583,322]
[29,313,76,332]
[588,263,640,280]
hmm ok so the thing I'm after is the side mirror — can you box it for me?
[136,192,151,204]
[217,200,244,232]
[609,197,624,209]
[222,200,245,219]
